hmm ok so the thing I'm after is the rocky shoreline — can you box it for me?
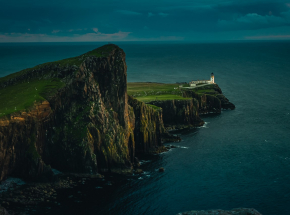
[0,173,105,214]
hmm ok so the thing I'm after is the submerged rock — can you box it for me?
[159,167,165,172]
[135,169,143,174]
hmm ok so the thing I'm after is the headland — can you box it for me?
[0,44,235,214]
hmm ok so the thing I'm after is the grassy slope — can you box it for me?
[0,44,116,85]
[0,79,64,117]
[0,44,116,118]
[127,82,190,103]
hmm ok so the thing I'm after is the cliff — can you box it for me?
[182,84,235,114]
[128,96,165,153]
[0,45,167,181]
[148,99,204,128]
[0,45,235,182]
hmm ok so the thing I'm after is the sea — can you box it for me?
[0,41,290,215]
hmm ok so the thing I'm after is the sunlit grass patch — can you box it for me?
[135,94,189,102]
[0,79,64,117]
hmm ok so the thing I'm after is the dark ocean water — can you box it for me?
[0,41,290,215]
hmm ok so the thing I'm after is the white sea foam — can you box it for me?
[200,122,209,128]
[138,177,143,180]
[52,168,62,175]
[139,160,151,165]
[160,150,170,154]
[179,146,189,149]
[143,171,150,175]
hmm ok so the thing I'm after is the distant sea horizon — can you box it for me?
[1,41,290,215]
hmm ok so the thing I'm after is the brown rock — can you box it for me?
[135,169,143,174]
[159,167,165,172]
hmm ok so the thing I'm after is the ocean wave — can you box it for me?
[142,171,150,175]
[199,121,209,128]
[179,146,189,149]
[139,160,151,165]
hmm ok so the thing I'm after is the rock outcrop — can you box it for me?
[183,84,235,114]
[0,45,139,180]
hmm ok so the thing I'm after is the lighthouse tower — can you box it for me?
[210,73,214,83]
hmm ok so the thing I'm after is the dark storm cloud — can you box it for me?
[1,0,290,42]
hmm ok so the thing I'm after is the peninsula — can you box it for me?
[0,44,234,183]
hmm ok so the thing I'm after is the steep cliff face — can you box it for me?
[43,47,136,174]
[128,96,166,153]
[148,99,204,128]
[0,102,54,181]
[0,45,138,181]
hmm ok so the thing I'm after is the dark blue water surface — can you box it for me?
[1,41,290,215]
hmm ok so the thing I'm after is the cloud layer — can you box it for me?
[1,0,290,42]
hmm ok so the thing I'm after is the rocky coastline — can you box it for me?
[0,44,237,214]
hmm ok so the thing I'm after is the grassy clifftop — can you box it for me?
[127,82,190,102]
[0,44,118,118]
[127,82,220,103]
[0,79,64,117]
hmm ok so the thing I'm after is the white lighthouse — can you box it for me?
[210,73,214,83]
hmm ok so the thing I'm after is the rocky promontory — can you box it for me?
[0,44,238,214]
[0,44,235,183]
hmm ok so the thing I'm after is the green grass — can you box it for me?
[0,79,64,117]
[146,104,162,110]
[128,82,181,95]
[134,94,189,102]
[127,82,188,102]
[190,84,217,94]
[0,44,118,85]
[194,89,216,93]
[0,44,119,118]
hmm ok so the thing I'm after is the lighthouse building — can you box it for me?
[189,73,215,87]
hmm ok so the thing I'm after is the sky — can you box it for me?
[1,0,290,42]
